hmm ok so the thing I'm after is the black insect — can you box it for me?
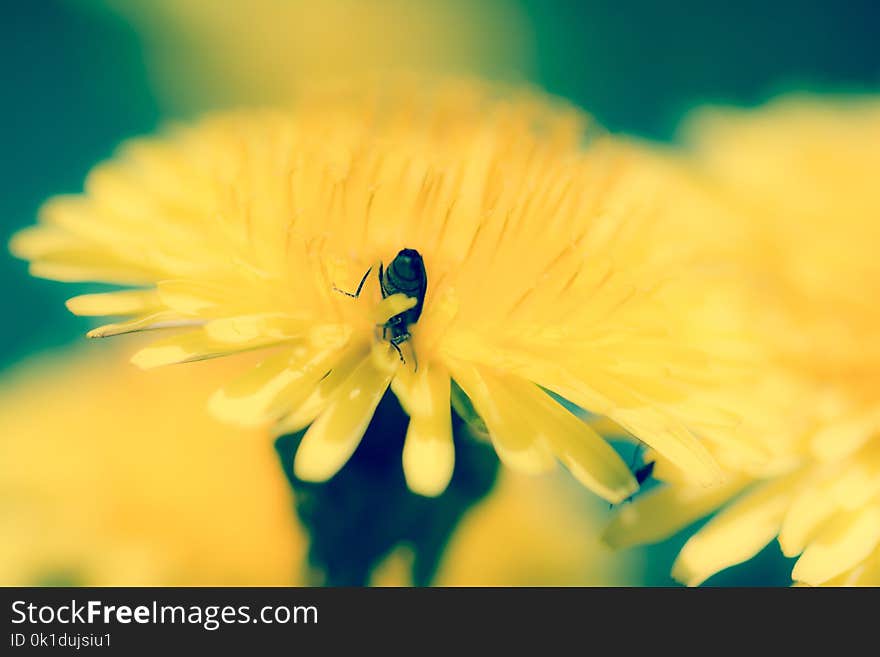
[334,248,428,368]
[634,460,655,487]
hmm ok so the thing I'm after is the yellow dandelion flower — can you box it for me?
[11,81,752,503]
[605,96,880,586]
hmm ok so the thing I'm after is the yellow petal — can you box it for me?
[568,367,660,410]
[792,505,880,585]
[293,345,398,482]
[529,368,619,416]
[28,260,153,285]
[40,192,143,245]
[603,477,748,549]
[393,364,454,497]
[11,226,156,285]
[207,347,343,427]
[602,369,689,405]
[649,453,701,486]
[372,293,417,325]
[448,361,555,475]
[503,377,638,503]
[821,551,880,587]
[308,324,355,350]
[156,279,236,315]
[779,485,836,557]
[844,549,880,586]
[66,289,161,316]
[811,414,878,461]
[672,473,801,586]
[274,343,369,434]
[611,407,722,486]
[203,313,309,344]
[828,447,880,510]
[584,414,630,437]
[9,225,76,259]
[87,312,203,338]
[130,330,278,369]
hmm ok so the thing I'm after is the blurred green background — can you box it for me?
[2,0,878,586]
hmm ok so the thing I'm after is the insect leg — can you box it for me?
[390,333,418,372]
[389,332,411,365]
[389,340,406,364]
[378,261,389,297]
[333,266,372,298]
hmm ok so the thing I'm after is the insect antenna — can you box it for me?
[390,341,406,365]
[333,266,372,298]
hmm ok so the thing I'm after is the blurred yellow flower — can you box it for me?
[0,347,303,586]
[11,80,755,504]
[435,472,643,585]
[605,96,880,586]
[373,472,643,586]
[98,0,534,112]
[0,349,637,586]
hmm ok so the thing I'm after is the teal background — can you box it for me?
[3,0,878,585]
[2,2,159,367]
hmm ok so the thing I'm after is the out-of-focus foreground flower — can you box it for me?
[382,471,644,586]
[0,348,637,586]
[605,96,880,586]
[11,80,758,504]
[0,347,302,585]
